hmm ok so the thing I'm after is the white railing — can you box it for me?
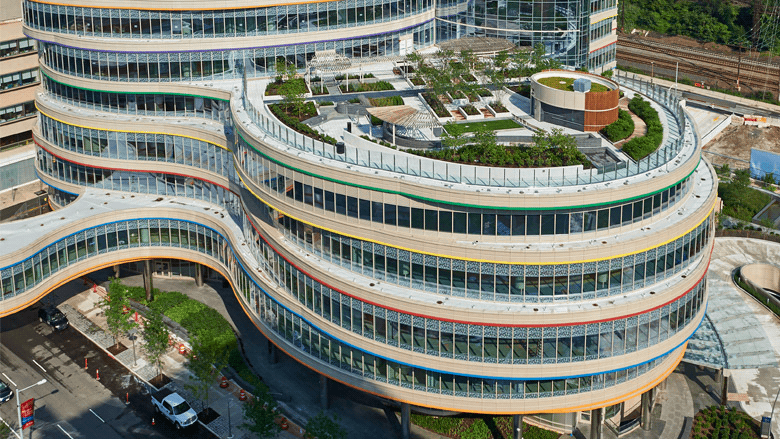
[238,72,692,188]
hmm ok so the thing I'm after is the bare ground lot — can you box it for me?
[703,122,780,169]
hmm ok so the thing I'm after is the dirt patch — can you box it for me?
[149,373,172,389]
[703,123,780,169]
[198,407,220,424]
[107,342,128,356]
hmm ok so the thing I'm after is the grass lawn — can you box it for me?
[538,76,610,93]
[446,119,522,135]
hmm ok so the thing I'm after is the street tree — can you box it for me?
[185,335,230,410]
[304,411,347,439]
[98,282,136,349]
[241,386,280,438]
[142,309,169,377]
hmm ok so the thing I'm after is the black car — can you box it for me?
[0,380,12,404]
[38,307,69,331]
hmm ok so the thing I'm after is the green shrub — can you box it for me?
[621,96,663,160]
[340,81,394,93]
[718,182,771,222]
[601,109,635,142]
[319,101,334,106]
[369,95,404,106]
[147,291,188,314]
[269,103,336,145]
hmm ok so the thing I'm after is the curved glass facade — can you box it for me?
[4,0,708,418]
[24,0,433,39]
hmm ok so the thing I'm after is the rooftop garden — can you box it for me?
[413,126,592,168]
[601,109,635,142]
[444,119,522,136]
[621,95,662,160]
[537,76,611,93]
[339,80,395,93]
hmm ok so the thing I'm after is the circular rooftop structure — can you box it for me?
[530,70,620,132]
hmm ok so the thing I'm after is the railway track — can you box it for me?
[617,36,780,98]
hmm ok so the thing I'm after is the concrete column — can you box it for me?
[113,264,120,279]
[721,371,730,406]
[641,390,652,430]
[319,375,329,409]
[401,403,410,439]
[143,260,154,302]
[195,263,203,287]
[590,408,602,439]
[513,414,523,439]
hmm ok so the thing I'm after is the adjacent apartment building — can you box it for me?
[1,0,45,222]
[0,0,710,437]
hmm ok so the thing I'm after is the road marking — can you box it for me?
[2,373,16,387]
[89,409,105,423]
[32,360,47,373]
[57,424,74,439]
[0,416,20,438]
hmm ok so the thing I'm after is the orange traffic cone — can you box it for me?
[239,389,247,401]
[220,376,229,388]
[96,369,100,381]
[152,417,155,426]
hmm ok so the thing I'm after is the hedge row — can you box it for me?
[269,103,337,145]
[601,109,635,142]
[621,96,663,161]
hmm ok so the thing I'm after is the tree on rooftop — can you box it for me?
[440,121,469,150]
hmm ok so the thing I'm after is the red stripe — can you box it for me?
[243,209,712,328]
[589,40,617,54]
[34,137,234,194]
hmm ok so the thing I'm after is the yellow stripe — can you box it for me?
[591,15,618,24]
[36,105,230,151]
[29,0,339,11]
[237,169,717,265]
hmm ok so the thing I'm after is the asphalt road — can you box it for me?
[0,284,214,439]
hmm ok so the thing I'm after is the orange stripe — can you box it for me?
[231,277,685,414]
[4,246,680,414]
[0,253,225,318]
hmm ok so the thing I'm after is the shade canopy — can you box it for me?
[366,105,441,129]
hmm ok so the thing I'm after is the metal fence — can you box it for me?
[238,71,693,188]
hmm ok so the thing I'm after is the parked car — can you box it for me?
[151,388,198,429]
[0,380,12,404]
[38,306,69,331]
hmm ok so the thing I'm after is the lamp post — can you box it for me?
[17,378,47,439]
[651,61,654,83]
[128,329,137,367]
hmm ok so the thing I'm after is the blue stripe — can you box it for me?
[2,213,702,382]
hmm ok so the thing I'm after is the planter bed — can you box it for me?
[422,92,450,118]
[269,103,337,145]
[339,81,395,93]
[265,78,307,96]
[460,105,480,116]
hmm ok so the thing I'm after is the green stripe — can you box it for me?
[237,130,699,211]
[41,70,230,101]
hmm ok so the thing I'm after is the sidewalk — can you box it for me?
[79,269,439,439]
[55,275,301,439]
